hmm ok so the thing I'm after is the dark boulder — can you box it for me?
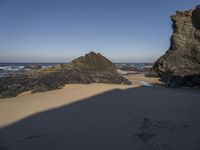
[24,64,42,70]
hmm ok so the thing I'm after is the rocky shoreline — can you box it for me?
[0,52,131,98]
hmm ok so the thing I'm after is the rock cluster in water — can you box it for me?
[152,5,200,87]
[0,52,131,98]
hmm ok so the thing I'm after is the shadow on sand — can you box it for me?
[0,86,200,150]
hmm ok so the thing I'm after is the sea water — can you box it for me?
[0,63,61,77]
[0,63,153,78]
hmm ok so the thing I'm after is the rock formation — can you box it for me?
[0,52,131,98]
[70,52,116,72]
[153,5,200,87]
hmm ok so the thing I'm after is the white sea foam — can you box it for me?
[0,66,25,71]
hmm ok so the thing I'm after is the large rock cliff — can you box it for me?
[153,5,200,87]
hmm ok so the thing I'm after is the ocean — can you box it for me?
[0,62,153,78]
[0,63,63,78]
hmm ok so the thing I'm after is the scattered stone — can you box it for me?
[24,64,42,70]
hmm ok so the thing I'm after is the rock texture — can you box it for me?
[153,5,200,87]
[0,52,131,98]
[70,52,116,73]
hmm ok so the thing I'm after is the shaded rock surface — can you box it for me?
[153,5,200,87]
[0,52,131,98]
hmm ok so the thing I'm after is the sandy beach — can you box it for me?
[0,75,200,150]
[1,1,200,149]
[0,83,134,128]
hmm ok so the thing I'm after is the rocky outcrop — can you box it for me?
[24,64,42,70]
[0,52,131,98]
[70,52,117,73]
[153,5,200,87]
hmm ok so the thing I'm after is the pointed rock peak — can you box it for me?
[86,51,97,56]
[70,51,116,72]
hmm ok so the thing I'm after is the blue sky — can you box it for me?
[0,0,199,62]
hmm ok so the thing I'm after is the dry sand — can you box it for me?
[124,74,164,85]
[0,83,134,128]
[0,75,200,150]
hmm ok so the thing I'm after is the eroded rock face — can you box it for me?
[0,52,131,98]
[153,5,200,87]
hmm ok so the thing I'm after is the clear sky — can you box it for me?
[0,0,199,63]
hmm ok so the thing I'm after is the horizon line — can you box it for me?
[0,61,154,64]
